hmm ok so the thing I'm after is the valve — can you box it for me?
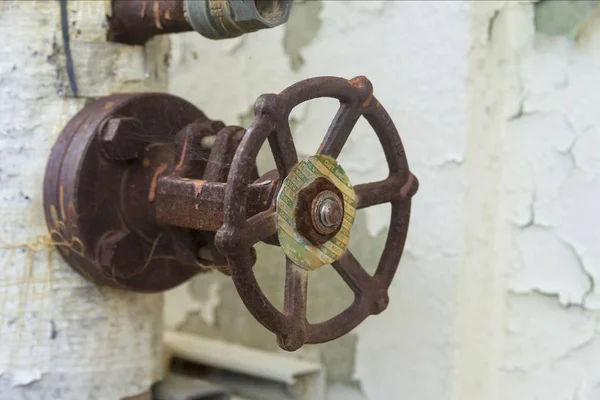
[43,76,418,350]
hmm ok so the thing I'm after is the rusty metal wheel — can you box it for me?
[215,76,418,351]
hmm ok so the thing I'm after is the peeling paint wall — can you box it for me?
[501,2,600,398]
[166,1,600,399]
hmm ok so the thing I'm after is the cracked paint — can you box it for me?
[501,293,600,400]
[506,26,600,311]
[509,228,593,307]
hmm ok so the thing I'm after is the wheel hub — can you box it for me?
[276,155,357,271]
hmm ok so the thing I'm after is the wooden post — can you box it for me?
[0,1,168,398]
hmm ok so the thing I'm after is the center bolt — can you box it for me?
[311,191,344,235]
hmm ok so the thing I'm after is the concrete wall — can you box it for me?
[165,1,600,399]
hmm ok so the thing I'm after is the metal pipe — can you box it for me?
[108,0,192,45]
[185,0,293,40]
[107,0,293,45]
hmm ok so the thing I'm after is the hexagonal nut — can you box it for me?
[295,178,345,246]
[99,117,146,162]
[185,0,293,39]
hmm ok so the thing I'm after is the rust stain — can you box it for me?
[165,9,171,20]
[140,1,147,18]
[175,133,190,170]
[362,90,373,108]
[376,101,381,108]
[349,76,365,89]
[44,91,216,292]
[59,183,66,220]
[193,180,207,209]
[153,1,163,30]
[193,180,206,198]
[148,163,168,202]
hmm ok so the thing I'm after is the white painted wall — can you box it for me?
[500,6,600,400]
[166,1,600,399]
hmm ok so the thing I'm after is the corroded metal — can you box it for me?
[107,0,293,45]
[108,0,192,45]
[44,75,418,352]
[43,93,209,292]
[42,93,261,292]
[276,155,356,271]
[316,193,343,230]
[296,178,344,245]
[215,76,419,351]
[155,178,274,232]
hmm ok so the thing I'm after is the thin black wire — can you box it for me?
[59,0,78,96]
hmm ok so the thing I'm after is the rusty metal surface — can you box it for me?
[43,91,268,291]
[154,123,266,273]
[44,74,417,351]
[107,0,293,45]
[43,93,216,292]
[108,0,192,45]
[215,76,419,351]
[155,178,275,232]
[295,177,344,245]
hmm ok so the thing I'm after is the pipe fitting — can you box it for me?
[108,0,293,45]
[185,0,293,40]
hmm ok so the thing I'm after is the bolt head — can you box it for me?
[312,191,343,234]
[99,117,145,161]
[295,178,345,246]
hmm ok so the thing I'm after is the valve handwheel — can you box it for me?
[215,76,418,351]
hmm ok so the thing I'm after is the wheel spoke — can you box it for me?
[332,250,375,296]
[268,120,298,177]
[283,259,308,321]
[245,209,277,245]
[317,103,362,159]
[355,173,417,209]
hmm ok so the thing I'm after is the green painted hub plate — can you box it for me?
[276,155,356,270]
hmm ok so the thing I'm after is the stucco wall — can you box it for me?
[165,1,600,399]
